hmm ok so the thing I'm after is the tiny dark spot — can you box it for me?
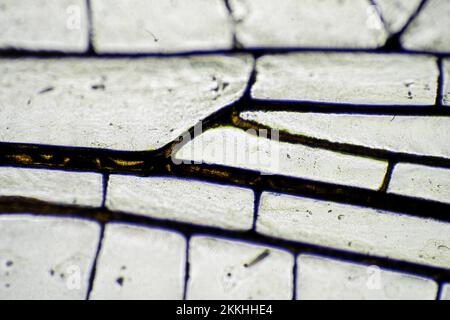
[5,284,10,288]
[286,154,291,159]
[227,273,232,277]
[116,277,124,286]
[337,215,344,220]
[27,99,31,105]
[121,266,126,271]
[348,241,352,247]
[328,210,332,213]
[49,269,55,276]
[38,86,54,94]
[5,260,13,267]
[407,91,413,99]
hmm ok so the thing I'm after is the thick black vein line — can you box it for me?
[101,174,109,208]
[85,0,95,54]
[292,257,298,301]
[85,223,105,300]
[437,57,445,107]
[232,115,450,169]
[252,190,262,231]
[369,0,387,28]
[379,161,396,193]
[380,0,430,52]
[397,0,429,37]
[1,47,449,58]
[1,157,450,223]
[223,0,242,50]
[183,235,191,301]
[436,283,442,300]
[241,100,450,115]
[0,208,448,283]
[170,163,450,222]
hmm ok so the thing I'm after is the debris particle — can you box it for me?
[407,91,413,99]
[145,29,159,42]
[244,249,270,268]
[437,245,450,252]
[91,84,105,90]
[116,277,124,286]
[38,87,54,94]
